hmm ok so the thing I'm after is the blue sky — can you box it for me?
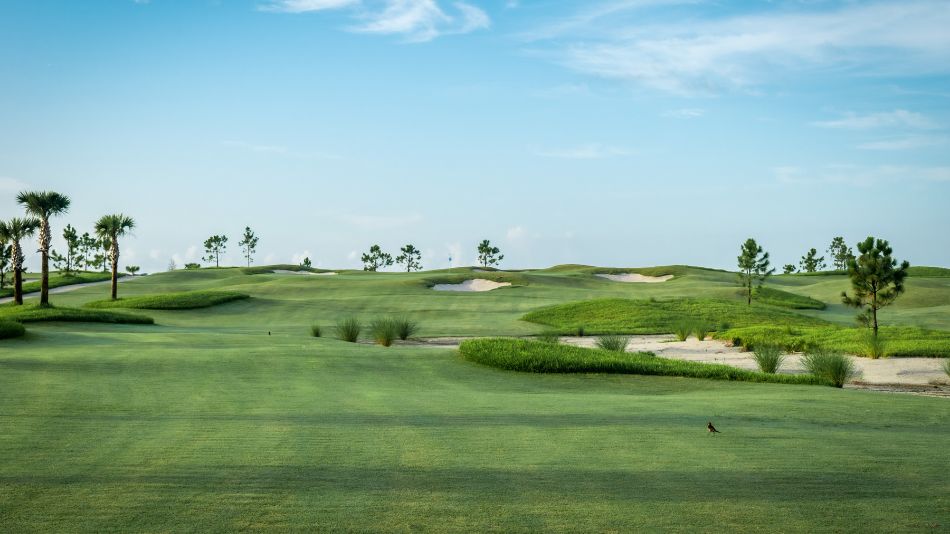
[1,0,948,272]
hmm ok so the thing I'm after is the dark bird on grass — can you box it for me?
[707,422,720,433]
[268,331,271,336]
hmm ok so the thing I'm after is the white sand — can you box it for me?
[271,270,337,276]
[596,273,673,283]
[432,279,512,292]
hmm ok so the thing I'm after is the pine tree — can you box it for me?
[395,244,423,272]
[842,237,910,337]
[737,238,774,305]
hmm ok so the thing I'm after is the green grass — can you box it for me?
[0,271,115,298]
[85,290,250,310]
[753,287,827,309]
[0,320,26,339]
[460,338,824,385]
[0,303,153,325]
[716,325,950,358]
[241,264,335,275]
[1,264,949,530]
[523,297,828,335]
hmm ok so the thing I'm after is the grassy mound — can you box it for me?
[242,264,334,275]
[0,271,115,298]
[716,325,950,358]
[753,287,826,310]
[907,266,950,277]
[0,304,153,325]
[421,271,526,288]
[459,338,825,385]
[523,297,827,335]
[0,320,26,339]
[85,291,250,310]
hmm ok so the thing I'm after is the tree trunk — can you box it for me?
[39,219,50,306]
[871,289,878,337]
[12,242,23,305]
[110,239,119,300]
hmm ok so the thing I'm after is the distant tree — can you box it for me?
[0,243,10,289]
[842,237,910,337]
[301,257,312,268]
[799,248,826,273]
[95,214,135,301]
[167,259,177,271]
[96,236,112,273]
[737,238,774,305]
[203,235,228,267]
[782,264,797,274]
[79,232,99,269]
[395,244,423,272]
[125,265,140,276]
[50,249,69,273]
[184,262,201,270]
[362,244,393,272]
[238,226,259,267]
[477,239,503,268]
[828,236,854,271]
[17,190,71,306]
[63,224,82,273]
[0,218,40,304]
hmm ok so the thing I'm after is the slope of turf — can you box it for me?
[753,287,826,310]
[460,338,825,385]
[717,325,950,358]
[85,290,250,310]
[0,304,153,324]
[0,271,115,298]
[0,320,25,339]
[522,297,828,335]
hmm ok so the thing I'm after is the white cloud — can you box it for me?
[663,108,704,119]
[537,1,950,95]
[856,135,948,151]
[260,0,358,13]
[0,177,29,192]
[263,0,489,42]
[506,226,526,240]
[814,110,937,130]
[536,143,632,159]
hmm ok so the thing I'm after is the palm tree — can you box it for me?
[0,218,41,305]
[94,214,135,300]
[16,191,71,306]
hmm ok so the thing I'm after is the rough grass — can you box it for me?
[0,304,153,325]
[716,325,950,358]
[242,264,334,275]
[370,318,399,347]
[459,338,825,385]
[85,291,250,310]
[752,345,786,374]
[0,271,115,298]
[0,320,26,339]
[393,317,419,340]
[595,334,630,352]
[752,287,827,310]
[523,297,827,335]
[801,349,858,388]
[336,317,361,343]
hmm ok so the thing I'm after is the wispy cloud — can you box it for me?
[535,143,632,159]
[0,177,29,192]
[774,164,950,186]
[813,110,937,130]
[856,135,948,151]
[532,1,950,95]
[663,108,704,119]
[260,0,489,42]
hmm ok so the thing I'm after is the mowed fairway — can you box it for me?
[1,267,949,531]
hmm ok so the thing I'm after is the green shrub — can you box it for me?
[694,324,710,341]
[673,321,692,341]
[0,320,26,339]
[370,318,398,347]
[715,325,950,358]
[310,324,321,338]
[863,332,887,359]
[458,338,823,385]
[595,335,630,352]
[752,344,785,374]
[393,317,419,340]
[86,291,249,310]
[336,317,361,343]
[801,349,857,388]
[536,330,560,344]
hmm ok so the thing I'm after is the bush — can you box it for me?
[310,324,321,338]
[694,324,710,341]
[596,335,630,352]
[863,332,887,359]
[752,344,785,374]
[673,321,692,342]
[0,320,26,339]
[184,263,201,270]
[393,317,419,340]
[370,318,398,347]
[458,338,824,385]
[536,330,560,344]
[336,317,361,343]
[801,349,857,388]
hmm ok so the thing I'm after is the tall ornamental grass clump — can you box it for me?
[942,359,950,379]
[801,348,857,388]
[673,321,692,341]
[752,344,785,374]
[336,317,361,343]
[694,324,710,341]
[596,335,630,352]
[370,318,399,347]
[310,324,321,338]
[393,317,418,340]
[863,332,887,359]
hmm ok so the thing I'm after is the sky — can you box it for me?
[1,0,948,273]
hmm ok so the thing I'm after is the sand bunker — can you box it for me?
[432,279,511,292]
[596,273,673,283]
[271,270,337,276]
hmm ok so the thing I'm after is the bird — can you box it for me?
[707,421,721,433]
